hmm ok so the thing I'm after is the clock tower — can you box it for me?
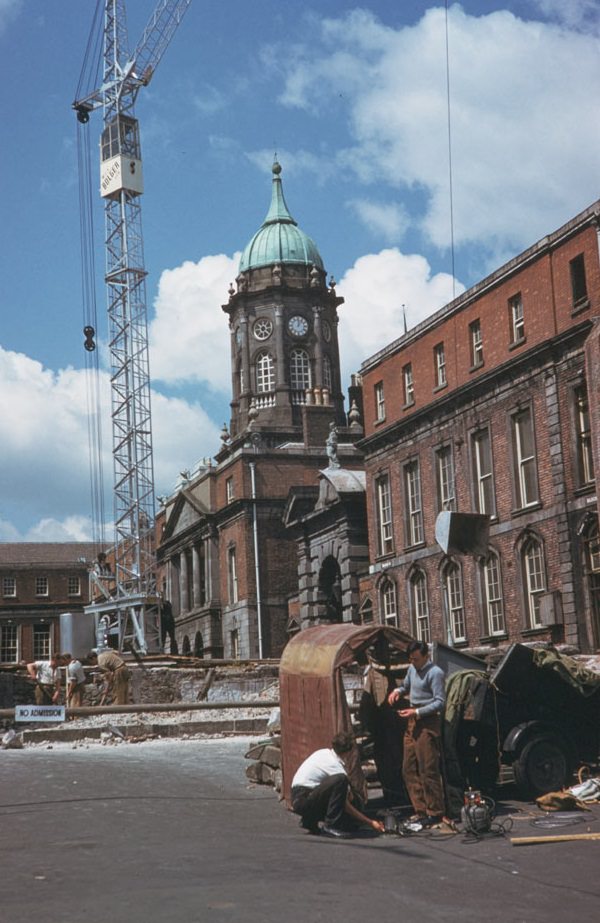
[222,161,347,443]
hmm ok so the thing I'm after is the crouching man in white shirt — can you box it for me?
[290,731,385,838]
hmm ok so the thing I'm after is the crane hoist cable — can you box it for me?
[77,116,106,552]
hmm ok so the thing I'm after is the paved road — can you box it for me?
[1,737,598,923]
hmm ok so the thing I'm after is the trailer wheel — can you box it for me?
[513,735,572,797]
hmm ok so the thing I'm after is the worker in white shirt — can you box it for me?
[290,731,385,838]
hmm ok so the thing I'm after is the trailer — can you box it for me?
[445,643,600,802]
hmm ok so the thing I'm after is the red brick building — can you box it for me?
[358,202,600,653]
[0,543,100,663]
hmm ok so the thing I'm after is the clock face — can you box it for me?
[288,315,309,337]
[253,318,273,340]
[322,320,331,342]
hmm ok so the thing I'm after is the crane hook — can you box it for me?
[84,325,96,352]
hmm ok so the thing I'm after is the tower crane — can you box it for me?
[73,0,191,653]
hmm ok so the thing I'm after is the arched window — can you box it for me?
[359,597,374,625]
[194,631,204,658]
[256,352,275,393]
[380,578,397,626]
[443,561,466,643]
[182,635,191,655]
[521,535,546,629]
[323,355,332,392]
[481,550,505,636]
[290,348,311,392]
[410,569,430,642]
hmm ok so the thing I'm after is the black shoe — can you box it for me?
[320,824,353,839]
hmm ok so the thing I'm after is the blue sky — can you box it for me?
[1,0,599,541]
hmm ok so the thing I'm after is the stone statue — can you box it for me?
[326,422,340,469]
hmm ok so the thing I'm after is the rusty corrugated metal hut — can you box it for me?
[279,623,412,804]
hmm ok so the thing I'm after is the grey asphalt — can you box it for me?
[1,737,598,923]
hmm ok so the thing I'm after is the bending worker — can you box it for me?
[88,650,131,705]
[291,731,384,838]
[388,640,446,827]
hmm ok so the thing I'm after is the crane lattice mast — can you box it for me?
[74,0,191,653]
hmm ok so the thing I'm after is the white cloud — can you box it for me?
[0,345,221,539]
[347,199,409,241]
[337,248,463,384]
[149,253,240,391]
[270,6,600,260]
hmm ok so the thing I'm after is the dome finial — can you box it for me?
[272,154,281,176]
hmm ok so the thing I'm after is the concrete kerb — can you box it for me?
[19,715,270,744]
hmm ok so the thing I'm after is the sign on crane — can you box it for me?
[73,0,192,654]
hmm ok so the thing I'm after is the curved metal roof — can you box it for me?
[239,161,324,272]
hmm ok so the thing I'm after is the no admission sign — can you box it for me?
[15,705,66,722]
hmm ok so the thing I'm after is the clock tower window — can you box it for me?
[290,348,311,394]
[256,352,275,393]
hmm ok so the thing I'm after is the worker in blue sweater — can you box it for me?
[388,640,446,826]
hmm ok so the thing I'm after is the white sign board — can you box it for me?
[15,705,66,723]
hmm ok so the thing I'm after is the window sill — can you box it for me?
[450,639,469,649]
[374,416,387,427]
[521,626,549,637]
[375,552,395,564]
[573,482,595,498]
[433,382,447,394]
[402,400,415,411]
[403,541,426,553]
[469,361,484,373]
[479,633,508,645]
[571,299,590,317]
[508,335,526,351]
[511,501,542,517]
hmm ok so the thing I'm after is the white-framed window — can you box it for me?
[0,625,19,663]
[33,624,52,660]
[509,293,525,344]
[436,445,455,511]
[574,385,594,486]
[444,561,466,642]
[227,546,238,604]
[434,342,446,388]
[68,576,81,597]
[522,536,546,629]
[375,474,393,556]
[375,381,385,421]
[380,578,398,626]
[470,318,483,367]
[256,352,275,393]
[359,597,374,625]
[482,551,505,636]
[410,569,430,643]
[230,628,240,659]
[290,348,311,392]
[403,363,414,406]
[404,460,423,546]
[512,407,538,508]
[36,576,49,597]
[226,477,234,503]
[472,427,495,516]
[2,576,16,597]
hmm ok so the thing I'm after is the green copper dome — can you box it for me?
[239,161,324,272]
